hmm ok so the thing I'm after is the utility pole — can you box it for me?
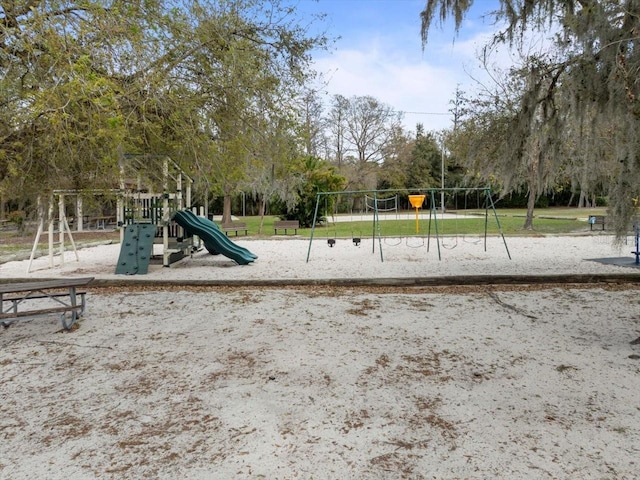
[442,85,465,211]
[440,134,445,211]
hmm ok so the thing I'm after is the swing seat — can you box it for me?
[352,237,361,246]
[406,236,425,248]
[327,238,336,247]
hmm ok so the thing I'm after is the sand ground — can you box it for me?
[2,232,640,281]
[1,234,640,479]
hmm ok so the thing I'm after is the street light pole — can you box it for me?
[440,136,445,211]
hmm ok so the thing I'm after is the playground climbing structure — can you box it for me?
[115,154,195,271]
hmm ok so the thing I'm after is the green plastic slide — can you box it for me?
[173,210,257,265]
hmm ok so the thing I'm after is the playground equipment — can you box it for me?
[632,222,640,265]
[405,194,426,248]
[365,194,398,215]
[408,194,425,234]
[629,199,639,264]
[26,154,195,274]
[462,190,483,245]
[24,154,257,274]
[350,205,363,246]
[114,154,195,273]
[307,187,511,263]
[324,196,337,247]
[27,193,80,273]
[437,190,459,250]
[27,188,125,273]
[173,210,256,265]
[309,190,383,261]
[115,223,157,274]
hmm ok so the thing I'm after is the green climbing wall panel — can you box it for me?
[115,223,157,275]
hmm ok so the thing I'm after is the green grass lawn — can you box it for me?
[0,207,611,252]
[234,207,607,239]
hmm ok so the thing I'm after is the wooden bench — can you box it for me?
[589,215,606,231]
[221,222,248,236]
[0,277,94,330]
[274,220,299,235]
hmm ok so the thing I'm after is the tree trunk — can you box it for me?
[523,188,536,230]
[257,196,266,235]
[523,151,538,230]
[222,194,232,225]
[578,191,590,208]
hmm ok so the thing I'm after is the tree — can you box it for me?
[326,95,402,192]
[280,156,346,227]
[445,55,568,229]
[421,0,640,235]
[377,126,413,190]
[345,95,401,167]
[406,125,441,190]
[297,89,326,158]
[326,94,350,167]
[179,2,328,221]
[0,0,329,222]
[559,103,614,208]
[243,114,302,234]
[0,1,140,204]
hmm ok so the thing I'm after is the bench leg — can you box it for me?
[2,317,17,328]
[78,292,86,316]
[61,287,80,330]
[60,310,78,330]
[1,298,19,327]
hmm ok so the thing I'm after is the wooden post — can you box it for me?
[162,157,169,266]
[46,196,54,268]
[186,177,192,210]
[77,195,84,232]
[58,194,65,266]
[119,162,125,244]
[27,197,44,274]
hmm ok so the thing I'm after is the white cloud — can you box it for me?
[304,1,557,134]
[312,46,461,133]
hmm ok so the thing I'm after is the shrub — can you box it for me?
[7,210,25,226]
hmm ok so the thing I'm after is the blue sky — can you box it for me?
[293,0,502,133]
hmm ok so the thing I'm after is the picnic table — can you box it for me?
[90,215,115,230]
[0,277,94,330]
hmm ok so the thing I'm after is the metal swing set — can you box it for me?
[322,194,372,249]
[306,187,511,263]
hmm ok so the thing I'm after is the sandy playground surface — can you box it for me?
[3,231,640,281]
[1,234,640,479]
